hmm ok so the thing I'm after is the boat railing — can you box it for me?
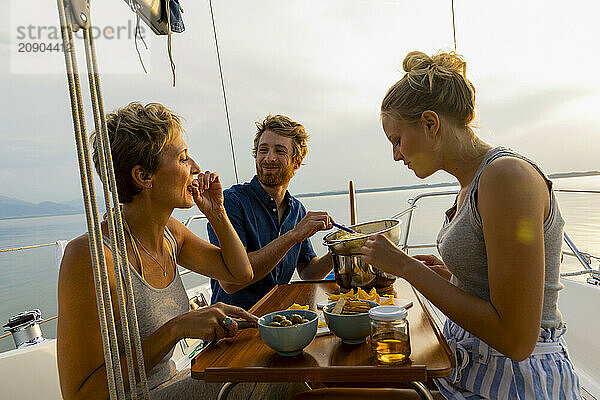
[398,189,600,286]
[0,216,209,342]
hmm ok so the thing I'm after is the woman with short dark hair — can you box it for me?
[56,102,289,399]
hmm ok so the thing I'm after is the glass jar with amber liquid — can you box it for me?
[369,305,410,364]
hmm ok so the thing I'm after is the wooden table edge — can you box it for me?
[191,366,453,382]
[202,365,428,383]
[411,285,455,369]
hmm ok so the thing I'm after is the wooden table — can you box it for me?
[191,279,454,399]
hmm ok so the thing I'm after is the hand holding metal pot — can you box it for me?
[360,234,413,276]
[322,219,401,289]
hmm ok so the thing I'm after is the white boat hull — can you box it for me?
[559,277,600,399]
[0,339,61,400]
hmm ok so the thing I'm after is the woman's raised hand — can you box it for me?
[191,171,224,217]
[360,234,411,276]
[361,236,452,280]
[177,302,258,343]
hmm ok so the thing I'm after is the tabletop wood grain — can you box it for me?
[191,279,453,383]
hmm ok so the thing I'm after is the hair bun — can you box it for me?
[431,52,466,76]
[402,51,433,73]
[383,50,475,127]
[403,51,466,78]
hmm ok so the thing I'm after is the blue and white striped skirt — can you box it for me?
[434,319,582,399]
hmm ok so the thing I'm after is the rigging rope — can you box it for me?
[83,28,150,399]
[208,0,239,184]
[166,0,177,86]
[57,5,124,398]
[451,0,457,51]
[0,243,55,253]
[134,15,148,74]
[57,1,150,398]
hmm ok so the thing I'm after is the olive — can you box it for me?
[279,319,293,327]
[269,321,282,327]
[290,314,304,324]
[272,315,285,322]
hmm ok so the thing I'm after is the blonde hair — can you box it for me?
[91,102,182,203]
[381,51,479,158]
[252,114,309,166]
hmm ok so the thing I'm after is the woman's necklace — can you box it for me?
[122,219,175,278]
[130,233,170,277]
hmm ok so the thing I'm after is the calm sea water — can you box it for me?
[1,176,598,352]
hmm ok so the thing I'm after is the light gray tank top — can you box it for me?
[102,227,189,393]
[436,147,565,329]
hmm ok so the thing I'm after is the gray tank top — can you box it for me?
[436,147,565,329]
[102,227,189,393]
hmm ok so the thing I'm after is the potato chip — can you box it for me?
[326,293,341,301]
[325,288,395,306]
[357,288,369,300]
[380,296,394,305]
[287,303,309,310]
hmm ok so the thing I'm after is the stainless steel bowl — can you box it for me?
[323,219,402,290]
[330,252,397,289]
[323,219,402,255]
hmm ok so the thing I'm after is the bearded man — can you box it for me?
[207,115,334,310]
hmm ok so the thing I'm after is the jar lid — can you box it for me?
[369,305,407,321]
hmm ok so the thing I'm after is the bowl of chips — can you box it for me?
[258,309,318,356]
[322,288,396,344]
[323,297,379,344]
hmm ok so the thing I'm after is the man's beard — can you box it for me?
[256,162,295,187]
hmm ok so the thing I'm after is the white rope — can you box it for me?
[83,27,150,399]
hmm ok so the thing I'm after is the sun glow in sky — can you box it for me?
[1,0,599,203]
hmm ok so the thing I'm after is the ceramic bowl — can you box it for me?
[323,300,378,344]
[258,309,318,356]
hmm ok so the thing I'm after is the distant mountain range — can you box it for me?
[1,170,598,219]
[0,196,85,220]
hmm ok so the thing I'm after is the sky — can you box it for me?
[1,0,599,203]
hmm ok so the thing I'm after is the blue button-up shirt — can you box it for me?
[207,176,317,310]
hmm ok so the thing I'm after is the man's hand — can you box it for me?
[291,211,333,243]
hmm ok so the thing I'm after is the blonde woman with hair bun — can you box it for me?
[360,51,582,399]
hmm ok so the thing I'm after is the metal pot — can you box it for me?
[330,252,397,289]
[323,219,402,255]
[323,219,402,290]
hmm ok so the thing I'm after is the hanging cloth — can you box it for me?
[166,0,185,33]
